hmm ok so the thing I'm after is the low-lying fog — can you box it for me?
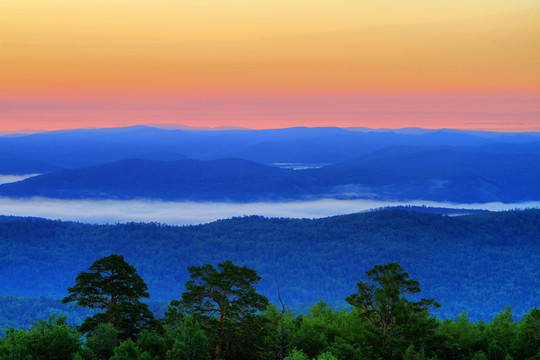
[0,197,538,225]
[0,174,40,185]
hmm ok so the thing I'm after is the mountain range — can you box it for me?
[1,126,539,203]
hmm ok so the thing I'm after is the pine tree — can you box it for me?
[62,254,155,340]
[173,260,269,360]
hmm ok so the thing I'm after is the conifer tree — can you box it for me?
[62,254,155,340]
[346,263,439,359]
[173,260,269,360]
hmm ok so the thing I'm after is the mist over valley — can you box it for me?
[1,126,539,350]
[4,1,540,356]
[0,196,538,225]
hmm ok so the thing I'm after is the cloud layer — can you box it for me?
[1,197,538,225]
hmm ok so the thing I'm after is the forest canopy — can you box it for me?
[0,208,538,323]
[1,257,538,360]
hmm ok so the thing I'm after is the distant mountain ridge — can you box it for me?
[1,125,539,172]
[1,126,539,203]
[1,146,539,203]
[315,145,540,202]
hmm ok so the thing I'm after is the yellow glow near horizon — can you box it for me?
[3,0,540,39]
[1,0,539,130]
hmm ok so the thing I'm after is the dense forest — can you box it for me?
[0,208,538,325]
[0,256,538,360]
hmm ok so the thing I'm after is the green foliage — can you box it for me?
[62,254,155,340]
[346,263,439,359]
[512,308,540,360]
[526,349,540,360]
[324,336,360,360]
[436,307,540,360]
[0,328,32,360]
[74,346,97,360]
[110,339,153,360]
[292,301,342,358]
[260,303,302,360]
[166,317,210,360]
[438,312,485,360]
[136,330,166,360]
[472,352,488,360]
[284,349,309,360]
[485,306,516,360]
[175,260,269,360]
[1,256,540,360]
[85,323,119,360]
[403,345,438,360]
[0,314,81,360]
[314,351,338,360]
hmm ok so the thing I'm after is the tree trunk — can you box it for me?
[215,344,222,360]
[278,286,287,360]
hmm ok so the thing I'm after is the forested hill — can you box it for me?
[0,208,539,321]
[1,147,540,202]
[0,158,308,201]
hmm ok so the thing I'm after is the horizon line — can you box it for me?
[2,123,540,136]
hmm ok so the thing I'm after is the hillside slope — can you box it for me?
[0,209,538,320]
[0,158,308,201]
[1,146,539,203]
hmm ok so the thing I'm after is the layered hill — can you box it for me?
[0,158,309,201]
[0,158,60,175]
[313,145,540,202]
[0,208,538,321]
[2,126,540,173]
[1,144,539,203]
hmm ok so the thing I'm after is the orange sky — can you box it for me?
[1,0,539,132]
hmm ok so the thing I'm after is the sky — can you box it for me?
[1,0,539,132]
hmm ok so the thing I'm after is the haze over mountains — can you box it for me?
[0,125,539,203]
